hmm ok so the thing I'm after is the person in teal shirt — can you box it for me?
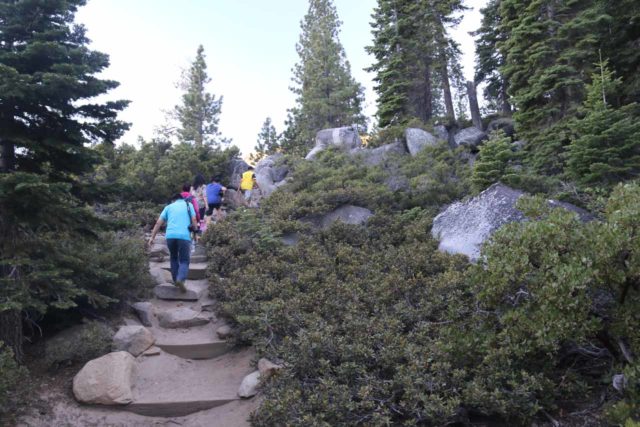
[148,193,198,291]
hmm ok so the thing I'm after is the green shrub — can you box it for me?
[471,130,516,192]
[44,321,114,369]
[0,341,29,418]
[99,201,162,230]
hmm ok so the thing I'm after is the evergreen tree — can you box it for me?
[472,130,514,191]
[367,0,466,127]
[173,45,224,147]
[282,0,366,155]
[567,59,640,186]
[498,0,611,174]
[472,0,511,115]
[251,117,280,163]
[0,0,128,359]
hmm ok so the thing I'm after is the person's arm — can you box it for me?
[189,204,198,229]
[252,174,259,189]
[148,217,165,248]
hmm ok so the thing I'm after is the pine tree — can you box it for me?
[251,117,280,163]
[498,0,611,174]
[173,45,224,147]
[367,0,466,127]
[473,0,511,115]
[567,59,640,186]
[0,0,128,360]
[472,130,515,191]
[282,0,366,155]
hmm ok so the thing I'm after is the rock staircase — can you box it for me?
[50,235,261,427]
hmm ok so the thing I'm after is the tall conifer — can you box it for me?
[282,0,366,155]
[173,45,224,147]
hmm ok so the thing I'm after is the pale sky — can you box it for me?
[76,0,487,156]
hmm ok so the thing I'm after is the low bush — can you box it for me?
[0,341,29,420]
[43,321,114,370]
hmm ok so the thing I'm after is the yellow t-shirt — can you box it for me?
[240,171,255,190]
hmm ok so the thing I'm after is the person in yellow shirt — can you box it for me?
[240,166,259,203]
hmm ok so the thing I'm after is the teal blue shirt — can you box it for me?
[160,200,196,241]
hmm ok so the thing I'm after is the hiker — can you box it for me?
[181,183,201,223]
[191,173,208,223]
[205,175,227,224]
[240,166,259,205]
[148,193,198,292]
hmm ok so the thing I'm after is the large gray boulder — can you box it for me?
[453,127,488,148]
[302,205,374,229]
[405,128,438,156]
[306,126,361,160]
[72,351,136,405]
[353,141,407,166]
[487,117,515,138]
[432,183,592,262]
[112,325,155,357]
[228,157,250,189]
[255,154,290,197]
[433,125,450,142]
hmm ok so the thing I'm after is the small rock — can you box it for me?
[433,124,450,142]
[258,358,283,380]
[216,325,233,339]
[158,307,210,329]
[149,243,169,258]
[112,325,155,357]
[142,346,161,357]
[131,302,155,327]
[238,370,260,398]
[72,352,136,405]
[613,374,627,393]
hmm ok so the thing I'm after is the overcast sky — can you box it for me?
[76,0,487,157]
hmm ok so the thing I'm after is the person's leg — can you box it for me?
[176,239,192,284]
[166,239,179,283]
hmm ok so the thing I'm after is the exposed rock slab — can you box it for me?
[125,349,254,417]
[487,117,515,138]
[433,124,450,142]
[405,128,438,156]
[255,154,290,197]
[306,126,361,160]
[159,262,207,281]
[149,266,172,286]
[158,307,210,329]
[432,183,592,261]
[302,205,373,230]
[112,325,155,357]
[72,351,136,405]
[454,126,488,148]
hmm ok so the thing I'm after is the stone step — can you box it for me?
[159,262,208,280]
[125,349,254,417]
[154,280,208,301]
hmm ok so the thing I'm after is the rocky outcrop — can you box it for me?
[302,205,374,229]
[112,325,155,357]
[453,127,488,149]
[431,183,592,262]
[306,126,361,160]
[72,351,136,405]
[149,266,172,286]
[228,157,250,189]
[255,154,290,198]
[405,128,438,156]
[433,124,450,143]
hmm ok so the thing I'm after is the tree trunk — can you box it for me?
[0,139,15,172]
[0,310,23,363]
[466,81,483,130]
[441,60,456,123]
[500,77,512,116]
